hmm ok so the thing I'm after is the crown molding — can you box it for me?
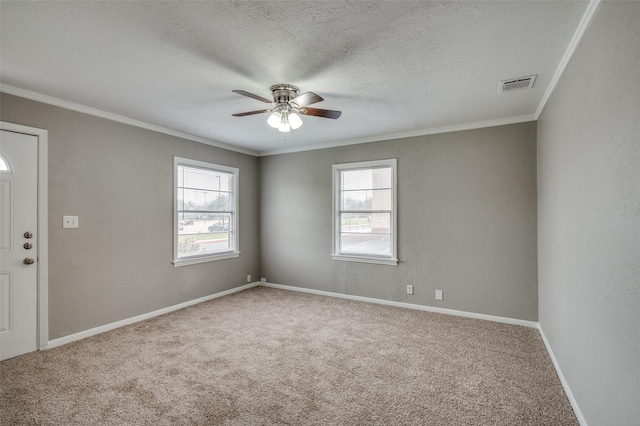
[2,84,537,158]
[535,0,602,119]
[258,114,536,156]
[0,84,259,157]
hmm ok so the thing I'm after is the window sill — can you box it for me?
[173,251,240,267]
[331,254,398,266]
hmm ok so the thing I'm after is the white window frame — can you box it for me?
[332,159,398,266]
[173,157,239,267]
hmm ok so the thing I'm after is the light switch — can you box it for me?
[63,216,79,228]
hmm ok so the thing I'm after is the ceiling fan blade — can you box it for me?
[300,107,342,119]
[290,91,324,107]
[232,90,272,104]
[232,109,272,117]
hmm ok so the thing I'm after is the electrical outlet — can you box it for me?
[63,216,79,228]
[260,277,267,283]
[406,285,414,295]
[247,275,251,283]
[435,290,444,301]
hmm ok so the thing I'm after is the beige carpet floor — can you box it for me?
[1,286,577,425]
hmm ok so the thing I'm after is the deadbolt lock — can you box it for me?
[24,231,33,239]
[23,242,33,250]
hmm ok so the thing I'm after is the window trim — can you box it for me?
[173,156,239,267]
[332,159,398,266]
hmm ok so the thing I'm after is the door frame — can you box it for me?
[1,121,48,351]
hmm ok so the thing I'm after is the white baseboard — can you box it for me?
[47,280,537,347]
[261,282,538,328]
[538,325,587,426]
[46,282,260,349]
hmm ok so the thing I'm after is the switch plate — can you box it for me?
[63,216,79,228]
[406,285,414,295]
[435,290,444,301]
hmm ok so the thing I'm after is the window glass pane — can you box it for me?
[340,213,390,234]
[342,167,391,190]
[342,169,372,191]
[371,167,392,190]
[340,234,391,256]
[178,189,231,212]
[341,212,372,234]
[342,190,371,210]
[177,232,231,258]
[208,192,232,211]
[370,212,391,235]
[342,189,391,211]
[205,213,232,232]
[177,213,233,258]
[0,155,9,172]
[177,213,231,235]
[179,166,232,192]
[178,165,233,213]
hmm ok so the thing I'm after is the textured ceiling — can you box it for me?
[0,1,590,155]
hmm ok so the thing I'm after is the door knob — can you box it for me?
[24,232,33,239]
[23,257,35,265]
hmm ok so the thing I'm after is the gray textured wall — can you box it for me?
[260,123,538,321]
[0,94,260,340]
[537,2,640,425]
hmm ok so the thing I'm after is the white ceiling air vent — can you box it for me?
[499,75,537,93]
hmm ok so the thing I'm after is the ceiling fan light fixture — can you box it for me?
[232,84,341,133]
[289,112,303,130]
[278,112,291,133]
[267,111,282,128]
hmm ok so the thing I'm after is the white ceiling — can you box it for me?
[1,1,591,156]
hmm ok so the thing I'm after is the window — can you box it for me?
[333,159,397,265]
[0,155,10,173]
[173,157,239,266]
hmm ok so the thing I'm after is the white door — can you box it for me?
[0,129,39,361]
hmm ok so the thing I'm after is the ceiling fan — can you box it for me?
[232,84,342,132]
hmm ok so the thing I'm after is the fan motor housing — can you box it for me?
[271,84,299,105]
